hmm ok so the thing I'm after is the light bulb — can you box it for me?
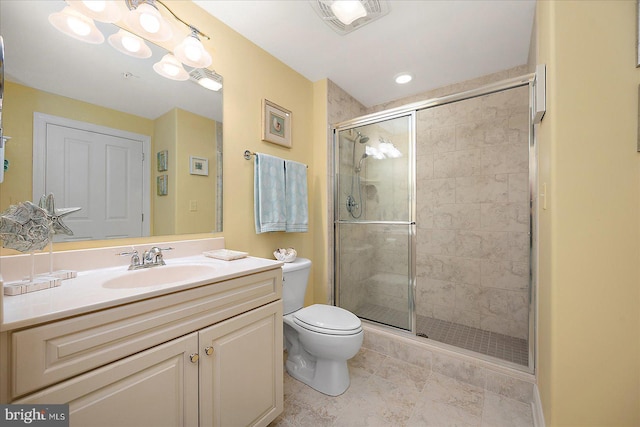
[174,32,212,68]
[153,54,189,81]
[108,29,151,58]
[67,15,91,36]
[49,6,104,44]
[121,35,141,53]
[124,1,172,42]
[66,0,121,23]
[395,73,413,84]
[198,77,222,91]
[82,0,105,12]
[184,39,202,62]
[330,1,367,25]
[139,7,160,33]
[163,63,179,77]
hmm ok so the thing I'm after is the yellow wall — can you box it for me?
[153,109,177,235]
[0,81,154,210]
[162,1,320,299]
[536,1,640,425]
[175,109,217,234]
[312,79,330,305]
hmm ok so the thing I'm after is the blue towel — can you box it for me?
[285,160,308,232]
[254,153,286,233]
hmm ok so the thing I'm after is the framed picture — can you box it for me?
[157,150,168,172]
[190,156,209,176]
[157,174,167,196]
[262,99,292,148]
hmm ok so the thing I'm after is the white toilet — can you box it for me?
[282,258,363,396]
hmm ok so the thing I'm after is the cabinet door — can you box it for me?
[199,301,283,427]
[16,333,199,427]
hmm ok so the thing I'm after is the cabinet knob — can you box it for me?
[205,346,214,356]
[189,353,199,363]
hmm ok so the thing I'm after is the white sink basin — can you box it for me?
[102,264,217,289]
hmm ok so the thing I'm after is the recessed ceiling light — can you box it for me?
[395,73,413,84]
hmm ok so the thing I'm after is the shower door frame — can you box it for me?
[333,72,538,373]
[333,111,417,332]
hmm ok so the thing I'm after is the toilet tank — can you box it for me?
[281,258,312,315]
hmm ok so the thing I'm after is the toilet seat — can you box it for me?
[293,304,362,336]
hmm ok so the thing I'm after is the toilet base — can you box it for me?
[285,354,350,396]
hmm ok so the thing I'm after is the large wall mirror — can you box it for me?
[0,0,223,242]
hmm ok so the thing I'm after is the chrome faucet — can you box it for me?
[117,247,173,270]
[143,246,170,266]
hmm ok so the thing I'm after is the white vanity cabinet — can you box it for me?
[1,266,284,427]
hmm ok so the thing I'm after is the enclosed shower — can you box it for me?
[334,76,535,370]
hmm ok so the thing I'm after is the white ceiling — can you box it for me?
[194,0,536,108]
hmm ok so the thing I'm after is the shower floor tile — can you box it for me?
[417,315,529,366]
[356,303,529,366]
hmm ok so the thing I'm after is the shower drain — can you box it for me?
[417,333,429,339]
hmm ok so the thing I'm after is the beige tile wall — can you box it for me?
[415,86,530,339]
[329,66,531,340]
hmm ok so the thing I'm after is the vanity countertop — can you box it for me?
[1,254,283,332]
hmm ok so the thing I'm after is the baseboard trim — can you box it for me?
[532,384,545,427]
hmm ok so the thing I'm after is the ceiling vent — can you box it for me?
[189,68,223,91]
[310,0,390,35]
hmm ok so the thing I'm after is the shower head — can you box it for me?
[355,152,369,173]
[355,132,369,144]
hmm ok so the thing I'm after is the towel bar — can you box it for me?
[243,150,307,168]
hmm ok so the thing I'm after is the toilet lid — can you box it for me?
[293,304,362,335]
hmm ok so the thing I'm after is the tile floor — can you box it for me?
[269,348,534,427]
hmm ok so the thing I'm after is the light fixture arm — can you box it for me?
[124,0,211,40]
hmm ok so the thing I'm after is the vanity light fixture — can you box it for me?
[153,53,189,81]
[174,28,212,68]
[50,0,217,86]
[330,1,367,25]
[48,6,105,44]
[124,0,173,42]
[108,29,152,59]
[65,0,122,23]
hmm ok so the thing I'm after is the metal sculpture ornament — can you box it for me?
[0,194,80,252]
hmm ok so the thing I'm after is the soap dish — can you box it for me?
[203,249,248,261]
[274,248,297,263]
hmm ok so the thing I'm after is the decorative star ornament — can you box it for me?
[38,193,81,236]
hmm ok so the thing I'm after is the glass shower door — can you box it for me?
[334,114,414,331]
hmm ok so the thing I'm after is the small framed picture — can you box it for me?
[157,174,168,196]
[262,99,292,148]
[190,156,209,176]
[157,150,168,172]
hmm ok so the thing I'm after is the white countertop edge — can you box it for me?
[2,258,283,332]
[2,239,284,331]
